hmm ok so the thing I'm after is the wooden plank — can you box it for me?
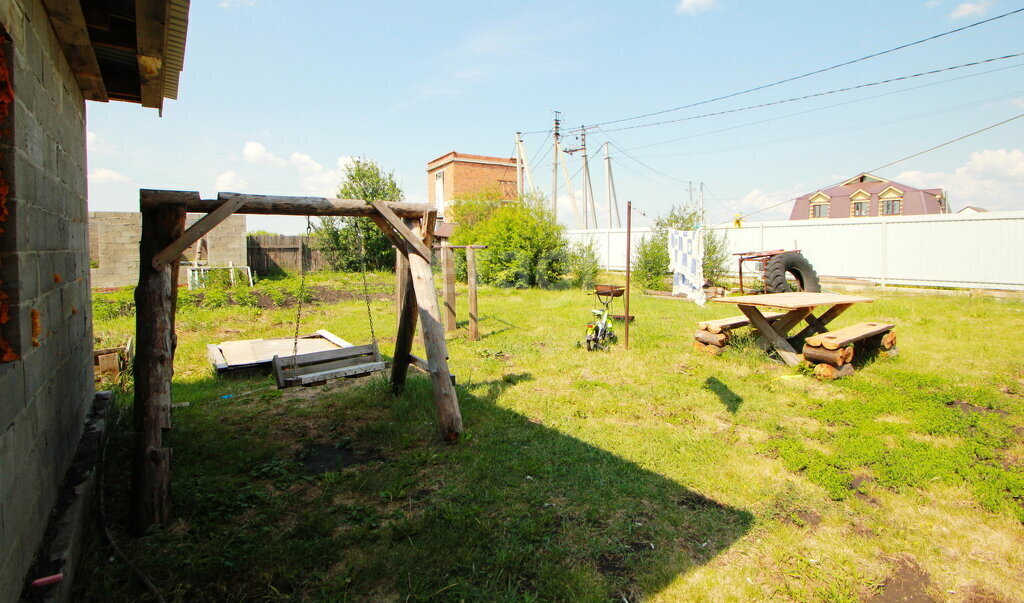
[467,247,479,341]
[370,201,432,259]
[771,307,813,338]
[275,344,377,368]
[292,361,387,386]
[271,355,287,389]
[390,244,418,393]
[314,329,354,349]
[738,304,802,366]
[152,195,247,270]
[131,202,185,535]
[41,0,109,101]
[806,322,895,350]
[408,218,463,441]
[206,344,228,372]
[283,353,378,379]
[713,292,875,310]
[139,190,433,218]
[408,354,456,385]
[135,0,170,109]
[369,214,407,251]
[96,352,121,374]
[694,330,729,346]
[697,311,787,333]
[442,245,456,332]
[792,304,853,340]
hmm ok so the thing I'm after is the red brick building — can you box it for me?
[790,173,947,220]
[426,152,519,218]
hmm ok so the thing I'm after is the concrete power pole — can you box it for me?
[580,129,597,229]
[551,111,561,215]
[515,132,524,198]
[604,142,621,228]
[515,133,536,196]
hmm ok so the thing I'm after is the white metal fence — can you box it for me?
[566,210,1024,290]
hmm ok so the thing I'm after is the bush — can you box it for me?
[566,239,601,289]
[452,195,567,288]
[202,287,230,309]
[633,235,671,291]
[92,288,136,319]
[232,287,258,307]
[631,204,731,291]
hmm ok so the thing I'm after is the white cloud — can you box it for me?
[950,0,994,18]
[89,168,130,184]
[86,130,116,154]
[242,141,286,166]
[1010,97,1024,109]
[894,148,1024,211]
[925,0,942,7]
[676,0,719,15]
[214,170,246,191]
[218,0,254,8]
[733,186,806,222]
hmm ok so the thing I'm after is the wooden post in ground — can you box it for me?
[442,244,456,333]
[131,203,185,535]
[467,247,479,341]
[390,222,418,393]
[406,219,463,441]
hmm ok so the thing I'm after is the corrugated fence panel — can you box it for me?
[568,211,1024,290]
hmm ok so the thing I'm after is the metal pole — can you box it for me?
[515,132,524,198]
[581,129,597,229]
[625,201,631,351]
[552,111,560,215]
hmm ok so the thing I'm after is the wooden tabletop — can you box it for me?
[712,292,875,310]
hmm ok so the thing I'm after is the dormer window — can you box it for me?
[879,186,903,216]
[808,192,829,218]
[850,190,870,217]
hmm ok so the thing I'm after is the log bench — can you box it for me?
[693,311,787,355]
[804,321,896,379]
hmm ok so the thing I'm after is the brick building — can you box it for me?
[0,0,190,598]
[426,152,519,219]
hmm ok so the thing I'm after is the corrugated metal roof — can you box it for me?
[162,0,190,100]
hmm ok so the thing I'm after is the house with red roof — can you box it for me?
[789,173,947,220]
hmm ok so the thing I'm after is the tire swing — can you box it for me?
[272,216,386,388]
[764,251,820,293]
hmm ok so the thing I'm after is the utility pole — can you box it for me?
[551,111,561,216]
[559,145,581,228]
[687,181,696,207]
[515,133,536,196]
[603,142,621,228]
[515,132,524,198]
[699,181,705,227]
[580,129,596,229]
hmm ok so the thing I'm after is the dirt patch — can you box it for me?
[596,552,628,577]
[795,510,821,527]
[297,443,382,474]
[946,400,1009,416]
[676,491,726,510]
[866,557,933,602]
[851,476,879,504]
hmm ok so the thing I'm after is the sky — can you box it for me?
[85,0,1024,233]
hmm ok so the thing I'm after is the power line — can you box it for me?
[597,52,1024,134]
[575,6,1024,131]
[727,111,1024,224]
[624,60,1024,153]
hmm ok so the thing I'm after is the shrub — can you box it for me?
[631,204,731,291]
[633,235,670,291]
[92,288,136,319]
[202,287,230,309]
[452,196,567,288]
[566,239,601,289]
[232,287,258,307]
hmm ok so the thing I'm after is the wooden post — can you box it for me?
[406,218,462,441]
[391,223,418,393]
[131,203,185,535]
[467,247,479,341]
[442,244,456,333]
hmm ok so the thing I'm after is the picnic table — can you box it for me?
[712,292,875,366]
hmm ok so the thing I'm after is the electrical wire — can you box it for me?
[596,52,1024,134]
[571,6,1024,131]
[722,111,1024,224]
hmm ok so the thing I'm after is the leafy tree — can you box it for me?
[632,204,730,291]
[451,193,567,288]
[566,239,601,289]
[311,158,401,271]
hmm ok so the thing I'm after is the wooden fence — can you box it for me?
[247,235,325,275]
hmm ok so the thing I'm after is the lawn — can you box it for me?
[79,273,1024,601]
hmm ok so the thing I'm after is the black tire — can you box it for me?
[764,252,820,293]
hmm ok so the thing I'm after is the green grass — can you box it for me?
[79,276,1024,601]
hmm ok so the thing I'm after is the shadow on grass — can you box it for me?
[81,371,754,601]
[704,377,744,413]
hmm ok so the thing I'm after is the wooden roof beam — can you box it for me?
[139,190,434,219]
[42,0,109,102]
[135,0,170,110]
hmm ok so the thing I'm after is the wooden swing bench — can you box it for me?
[272,343,387,388]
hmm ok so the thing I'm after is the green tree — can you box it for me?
[632,204,730,291]
[312,158,401,271]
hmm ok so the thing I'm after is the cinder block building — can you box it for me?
[426,152,519,219]
[0,0,190,598]
[89,212,247,289]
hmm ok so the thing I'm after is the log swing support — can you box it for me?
[131,190,463,535]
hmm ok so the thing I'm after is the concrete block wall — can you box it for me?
[88,212,247,289]
[0,0,94,599]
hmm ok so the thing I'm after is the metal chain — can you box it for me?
[354,217,378,347]
[290,216,313,364]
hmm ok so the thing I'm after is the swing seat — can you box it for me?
[272,343,387,388]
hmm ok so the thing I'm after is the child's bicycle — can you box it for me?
[582,285,624,351]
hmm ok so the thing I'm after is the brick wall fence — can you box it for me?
[88,211,247,289]
[0,2,94,599]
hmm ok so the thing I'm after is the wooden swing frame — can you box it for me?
[131,189,462,535]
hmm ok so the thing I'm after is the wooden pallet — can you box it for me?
[272,343,387,388]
